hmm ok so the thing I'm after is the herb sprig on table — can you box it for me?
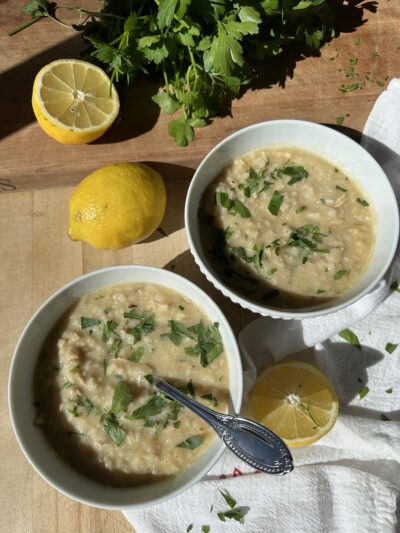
[10,0,339,146]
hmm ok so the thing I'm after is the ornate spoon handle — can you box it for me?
[154,377,293,475]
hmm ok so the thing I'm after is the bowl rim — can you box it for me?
[8,265,243,510]
[184,119,400,319]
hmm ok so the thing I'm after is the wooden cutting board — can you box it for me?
[1,1,400,531]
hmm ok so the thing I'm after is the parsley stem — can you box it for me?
[8,16,43,36]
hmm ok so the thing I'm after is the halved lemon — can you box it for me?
[247,361,339,448]
[32,59,119,144]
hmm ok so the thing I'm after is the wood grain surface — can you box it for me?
[1,1,400,532]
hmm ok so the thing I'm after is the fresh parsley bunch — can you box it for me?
[11,0,339,146]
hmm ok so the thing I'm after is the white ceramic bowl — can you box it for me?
[185,120,399,319]
[8,266,242,510]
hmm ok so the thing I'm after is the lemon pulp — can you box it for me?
[32,59,119,144]
[247,361,339,448]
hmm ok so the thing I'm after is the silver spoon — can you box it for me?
[154,376,293,475]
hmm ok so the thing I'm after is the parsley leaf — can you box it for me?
[385,343,398,354]
[219,490,237,509]
[162,320,195,346]
[129,347,145,362]
[334,270,350,280]
[80,317,101,329]
[339,328,361,349]
[201,393,218,407]
[358,386,369,399]
[176,436,204,449]
[268,191,284,216]
[102,412,126,446]
[111,381,133,414]
[356,197,369,207]
[277,165,309,185]
[217,507,248,523]
[127,395,167,420]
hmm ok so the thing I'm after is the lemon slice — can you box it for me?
[32,59,119,144]
[247,361,338,448]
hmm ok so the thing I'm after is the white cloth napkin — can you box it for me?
[124,82,400,532]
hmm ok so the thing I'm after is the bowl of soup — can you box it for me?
[8,266,242,509]
[185,120,399,319]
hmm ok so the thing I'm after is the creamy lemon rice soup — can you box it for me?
[200,146,376,308]
[34,283,229,486]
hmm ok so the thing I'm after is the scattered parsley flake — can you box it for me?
[390,281,400,292]
[336,185,347,192]
[219,490,237,509]
[358,386,369,399]
[339,328,361,349]
[201,527,210,533]
[385,387,393,394]
[385,343,398,354]
[111,381,133,414]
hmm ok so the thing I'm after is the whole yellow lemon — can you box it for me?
[68,163,166,249]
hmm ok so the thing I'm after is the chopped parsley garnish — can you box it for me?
[178,305,185,310]
[385,387,393,394]
[111,381,133,414]
[215,192,251,218]
[232,246,263,268]
[334,270,350,280]
[295,206,306,214]
[109,338,122,357]
[385,343,398,354]
[101,320,118,342]
[185,321,224,367]
[80,317,101,329]
[276,165,309,185]
[356,197,369,207]
[336,185,347,192]
[103,358,109,375]
[186,379,195,397]
[232,199,251,218]
[335,116,345,126]
[124,309,155,344]
[162,320,196,346]
[339,328,361,349]
[238,164,270,197]
[129,347,145,362]
[317,289,326,294]
[176,436,204,449]
[127,395,167,420]
[215,191,231,208]
[201,394,219,407]
[268,191,284,216]
[144,374,154,385]
[72,395,94,415]
[286,225,329,264]
[201,527,210,533]
[97,381,133,446]
[186,525,193,532]
[358,386,369,399]
[102,412,126,447]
